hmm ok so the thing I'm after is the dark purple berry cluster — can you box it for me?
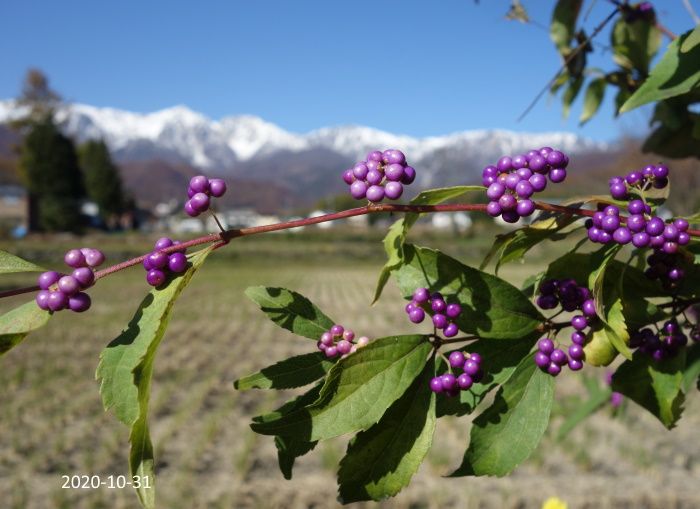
[645,250,690,291]
[535,278,598,376]
[430,351,483,396]
[35,248,105,313]
[622,1,655,22]
[142,237,188,287]
[342,149,416,203]
[482,147,569,223]
[317,324,369,358]
[630,320,688,361]
[405,287,461,338]
[184,175,227,217]
[534,337,584,376]
[608,164,668,201]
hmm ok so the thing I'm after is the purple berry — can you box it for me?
[468,353,482,364]
[36,290,51,310]
[350,180,368,199]
[663,224,679,241]
[189,176,210,194]
[384,163,405,182]
[408,308,425,323]
[366,185,385,203]
[47,291,68,312]
[610,183,628,200]
[673,218,689,232]
[571,332,586,345]
[550,348,567,365]
[529,173,547,191]
[147,251,168,269]
[529,155,546,172]
[441,373,457,391]
[209,178,227,197]
[549,168,567,183]
[627,199,645,215]
[432,313,448,329]
[154,237,173,250]
[184,200,199,217]
[601,215,620,232]
[146,269,166,287]
[497,156,513,172]
[457,373,473,390]
[413,287,429,303]
[678,232,690,245]
[646,217,665,236]
[383,149,406,165]
[568,344,585,360]
[82,249,105,268]
[401,166,416,185]
[430,377,444,393]
[384,182,404,200]
[486,201,502,217]
[443,322,459,337]
[653,165,669,178]
[325,346,339,358]
[613,227,632,245]
[534,352,550,368]
[337,340,352,355]
[342,169,356,184]
[366,169,383,186]
[571,315,588,331]
[627,214,646,233]
[331,324,344,336]
[463,360,480,376]
[568,359,584,371]
[64,249,86,268]
[352,163,369,180]
[57,275,80,296]
[446,303,462,318]
[168,252,188,273]
[190,192,210,213]
[367,150,382,162]
[498,194,517,211]
[582,299,597,317]
[547,363,562,376]
[486,183,506,201]
[516,199,535,217]
[538,338,554,354]
[662,241,678,254]
[449,351,466,368]
[320,332,334,346]
[515,180,534,198]
[38,271,61,290]
[68,292,91,313]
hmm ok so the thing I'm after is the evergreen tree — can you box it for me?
[79,140,124,222]
[19,117,85,232]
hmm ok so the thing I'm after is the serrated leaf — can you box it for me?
[394,244,543,339]
[0,300,51,356]
[373,186,484,303]
[234,352,333,390]
[0,250,45,274]
[580,77,606,124]
[337,357,436,503]
[450,354,554,477]
[550,0,583,54]
[251,335,432,442]
[437,333,539,418]
[612,351,685,428]
[245,286,334,340]
[96,247,213,509]
[621,26,700,112]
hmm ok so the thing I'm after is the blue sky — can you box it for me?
[0,1,696,140]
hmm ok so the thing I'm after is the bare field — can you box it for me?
[0,235,698,509]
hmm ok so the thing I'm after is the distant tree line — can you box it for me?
[13,69,128,232]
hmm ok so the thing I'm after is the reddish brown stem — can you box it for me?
[0,201,698,301]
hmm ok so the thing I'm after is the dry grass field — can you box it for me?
[0,232,698,509]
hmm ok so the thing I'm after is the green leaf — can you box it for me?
[437,333,540,418]
[580,77,606,124]
[96,247,213,509]
[234,352,333,390]
[612,351,686,428]
[0,300,51,356]
[611,14,662,74]
[251,335,432,442]
[550,0,583,54]
[0,250,45,273]
[373,186,484,303]
[244,286,335,340]
[621,27,700,112]
[337,357,436,503]
[481,214,579,274]
[450,354,554,477]
[395,244,543,339]
[562,76,584,118]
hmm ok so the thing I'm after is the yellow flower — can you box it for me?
[542,497,568,509]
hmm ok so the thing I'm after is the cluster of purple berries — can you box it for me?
[430,351,484,396]
[317,324,369,358]
[645,251,689,291]
[35,248,105,313]
[534,337,584,376]
[405,288,461,338]
[630,321,688,361]
[535,278,598,376]
[142,237,188,287]
[608,164,668,201]
[342,149,416,203]
[184,175,227,217]
[482,147,569,223]
[586,203,689,252]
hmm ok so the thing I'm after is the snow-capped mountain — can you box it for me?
[0,100,609,201]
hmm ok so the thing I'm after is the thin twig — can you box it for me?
[682,0,700,25]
